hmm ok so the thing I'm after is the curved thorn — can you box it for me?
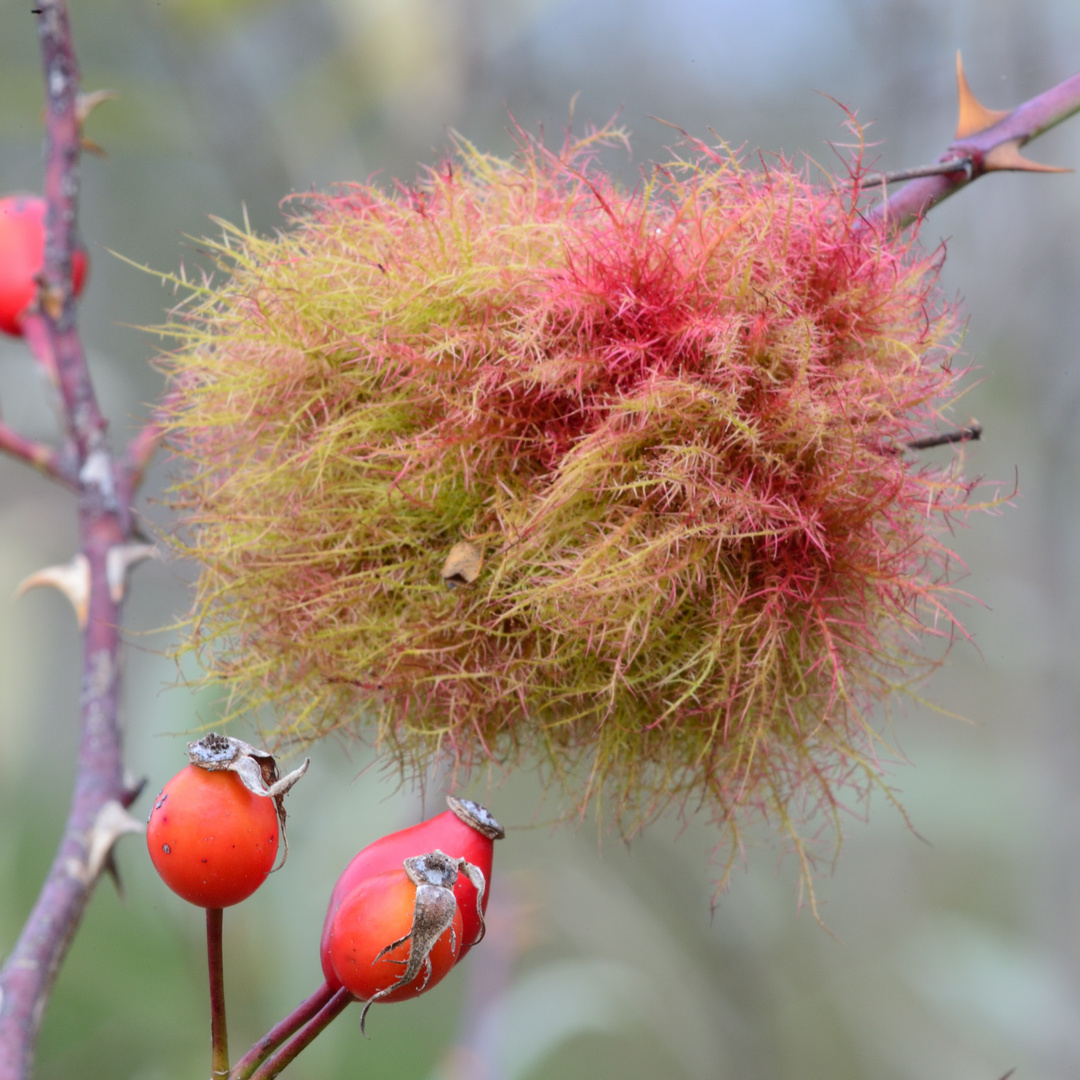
[75,88,117,125]
[984,138,1073,174]
[84,799,144,884]
[105,542,158,603]
[955,51,1009,139]
[15,554,91,628]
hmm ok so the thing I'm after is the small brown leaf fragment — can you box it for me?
[441,540,483,588]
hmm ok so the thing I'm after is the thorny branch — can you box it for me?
[0,3,160,1077]
[865,55,1080,230]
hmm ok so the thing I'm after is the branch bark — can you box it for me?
[0,4,144,1077]
[0,420,78,488]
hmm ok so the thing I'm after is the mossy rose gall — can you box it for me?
[161,125,978,868]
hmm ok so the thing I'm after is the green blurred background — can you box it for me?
[2,0,1080,1077]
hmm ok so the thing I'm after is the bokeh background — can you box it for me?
[2,1,1080,1077]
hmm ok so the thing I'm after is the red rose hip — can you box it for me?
[326,867,463,1005]
[146,734,308,908]
[0,194,87,336]
[147,764,280,908]
[320,796,503,986]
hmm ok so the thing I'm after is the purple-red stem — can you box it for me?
[866,67,1080,230]
[247,990,354,1080]
[208,908,230,1079]
[229,981,338,1080]
[0,420,77,488]
[0,3,155,1077]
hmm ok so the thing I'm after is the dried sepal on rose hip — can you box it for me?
[146,733,309,908]
[186,732,310,857]
[326,850,488,1033]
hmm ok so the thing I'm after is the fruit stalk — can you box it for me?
[229,982,338,1080]
[208,908,230,1080]
[245,990,353,1080]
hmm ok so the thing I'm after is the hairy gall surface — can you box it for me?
[161,127,976,869]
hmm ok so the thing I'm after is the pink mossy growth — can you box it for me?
[161,121,978,876]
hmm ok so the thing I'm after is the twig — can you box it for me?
[247,990,353,1080]
[865,56,1080,230]
[863,156,972,185]
[117,385,182,507]
[230,982,338,1080]
[0,4,146,1078]
[0,420,78,488]
[906,422,982,451]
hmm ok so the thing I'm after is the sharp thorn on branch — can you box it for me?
[15,553,91,628]
[103,852,124,899]
[85,799,144,885]
[955,52,1010,138]
[105,543,159,603]
[121,771,147,808]
[983,139,1073,174]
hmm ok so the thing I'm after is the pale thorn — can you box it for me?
[953,53,1071,174]
[106,542,159,603]
[80,90,117,157]
[84,799,144,885]
[122,768,147,805]
[954,52,1008,139]
[76,89,118,126]
[37,90,117,157]
[15,553,91,628]
[983,138,1073,175]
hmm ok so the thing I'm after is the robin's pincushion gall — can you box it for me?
[161,124,977,874]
